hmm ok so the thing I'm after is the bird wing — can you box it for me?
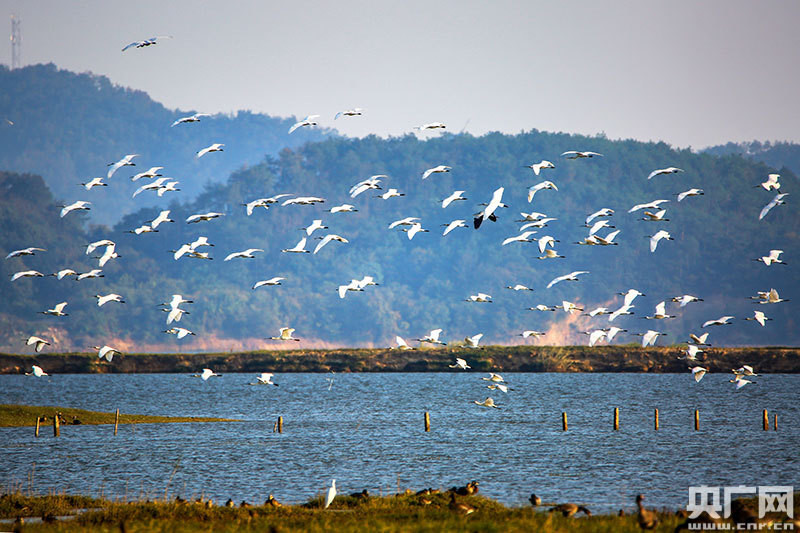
[314,235,333,254]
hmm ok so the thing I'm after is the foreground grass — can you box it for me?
[1,492,687,532]
[0,404,238,427]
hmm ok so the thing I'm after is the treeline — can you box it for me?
[1,127,798,351]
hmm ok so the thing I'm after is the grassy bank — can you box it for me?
[2,345,799,374]
[0,404,238,427]
[2,490,798,532]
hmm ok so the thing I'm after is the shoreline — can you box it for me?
[1,345,798,374]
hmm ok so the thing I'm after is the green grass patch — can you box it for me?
[0,404,239,427]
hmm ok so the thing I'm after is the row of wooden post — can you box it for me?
[560,408,777,432]
[33,408,779,437]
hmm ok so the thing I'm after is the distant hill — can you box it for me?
[0,64,326,225]
[705,140,800,179]
[1,127,797,352]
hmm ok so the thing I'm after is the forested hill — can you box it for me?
[0,64,325,225]
[705,140,800,178]
[1,129,798,353]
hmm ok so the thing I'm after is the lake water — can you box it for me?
[1,372,798,514]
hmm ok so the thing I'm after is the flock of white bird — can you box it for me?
[7,36,793,410]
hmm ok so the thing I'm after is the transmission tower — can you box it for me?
[10,15,20,69]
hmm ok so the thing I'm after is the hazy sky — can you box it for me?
[2,0,799,148]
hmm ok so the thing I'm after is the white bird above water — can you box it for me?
[5,247,45,259]
[649,230,673,252]
[691,366,709,382]
[95,345,121,362]
[122,36,172,51]
[422,165,451,180]
[702,316,734,328]
[186,212,224,224]
[442,190,467,208]
[197,143,224,158]
[283,237,310,254]
[758,288,789,304]
[11,270,44,281]
[628,199,669,213]
[641,209,669,222]
[131,166,164,181]
[753,249,785,266]
[171,113,210,127]
[26,336,50,353]
[640,330,663,347]
[585,208,614,225]
[405,222,429,240]
[314,234,348,254]
[744,310,771,327]
[561,151,603,159]
[60,201,91,218]
[194,368,220,381]
[473,397,500,408]
[474,187,504,229]
[330,204,358,213]
[164,327,195,339]
[677,188,704,202]
[502,231,537,246]
[442,219,468,236]
[288,115,320,134]
[26,364,49,377]
[394,336,414,350]
[756,174,781,191]
[759,193,788,220]
[547,270,589,289]
[417,122,446,131]
[41,302,68,317]
[647,167,684,180]
[255,372,278,386]
[107,154,138,179]
[449,357,470,369]
[270,327,300,341]
[417,329,446,345]
[95,293,125,306]
[80,177,107,190]
[51,269,77,280]
[253,277,285,289]
[465,333,484,348]
[527,181,558,203]
[671,294,703,307]
[224,248,264,261]
[524,160,555,175]
[335,108,363,120]
[378,188,405,200]
[150,210,174,229]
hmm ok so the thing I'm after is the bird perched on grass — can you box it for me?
[635,494,659,530]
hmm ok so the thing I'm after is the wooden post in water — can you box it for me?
[694,409,699,431]
[278,416,283,434]
[562,412,568,431]
[613,407,619,431]
[654,408,659,431]
[53,415,60,437]
[35,417,40,438]
[114,409,120,436]
[773,413,777,431]
[763,409,769,431]
[424,412,430,432]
